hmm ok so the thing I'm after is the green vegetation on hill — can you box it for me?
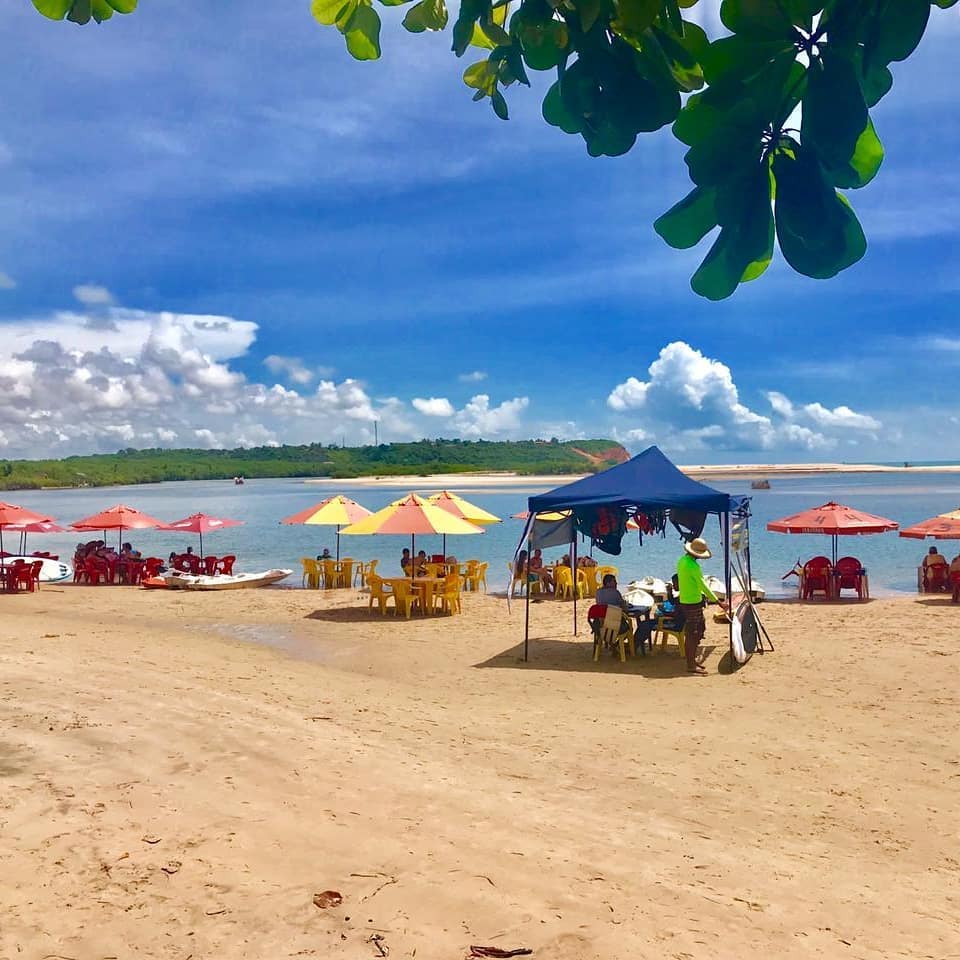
[0,439,630,490]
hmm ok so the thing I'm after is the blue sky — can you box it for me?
[0,1,958,463]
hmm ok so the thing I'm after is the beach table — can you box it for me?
[382,576,446,615]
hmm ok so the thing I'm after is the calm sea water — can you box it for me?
[7,472,960,597]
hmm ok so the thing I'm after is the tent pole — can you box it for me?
[523,563,531,661]
[723,511,732,662]
[571,535,578,637]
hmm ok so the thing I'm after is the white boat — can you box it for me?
[705,574,766,602]
[161,568,292,591]
[623,587,655,609]
[629,576,668,599]
[2,555,72,583]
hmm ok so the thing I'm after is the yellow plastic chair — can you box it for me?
[389,579,415,619]
[424,562,443,579]
[554,565,582,601]
[462,560,479,590]
[593,605,635,662]
[339,559,355,589]
[578,565,599,598]
[366,574,391,615]
[435,573,462,615]
[654,616,686,657]
[356,558,377,587]
[472,561,488,592]
[507,562,526,598]
[596,565,619,583]
[300,557,321,590]
[321,558,339,588]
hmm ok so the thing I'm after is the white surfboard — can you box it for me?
[3,556,73,583]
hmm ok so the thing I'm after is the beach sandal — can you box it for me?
[687,665,708,675]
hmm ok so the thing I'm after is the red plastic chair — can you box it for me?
[17,561,43,592]
[952,571,960,604]
[143,557,164,579]
[801,556,833,599]
[122,559,146,585]
[73,558,87,584]
[923,559,949,593]
[835,556,868,599]
[216,555,235,576]
[83,556,108,585]
[203,555,219,576]
[4,562,22,593]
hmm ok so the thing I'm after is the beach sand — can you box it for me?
[1,586,957,959]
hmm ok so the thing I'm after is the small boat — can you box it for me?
[234,476,245,485]
[2,555,72,582]
[629,576,668,599]
[623,586,655,610]
[161,568,292,591]
[705,574,766,602]
[750,479,771,489]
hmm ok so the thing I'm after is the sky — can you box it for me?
[0,1,958,464]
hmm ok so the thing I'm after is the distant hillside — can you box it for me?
[0,438,630,491]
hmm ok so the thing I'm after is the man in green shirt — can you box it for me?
[676,538,724,675]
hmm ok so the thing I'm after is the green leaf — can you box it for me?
[578,0,605,32]
[612,0,660,35]
[91,0,116,22]
[803,49,882,188]
[663,0,683,33]
[67,0,92,23]
[690,170,774,300]
[343,3,382,59]
[542,80,583,134]
[312,0,353,25]
[700,34,795,86]
[932,0,959,6]
[519,19,569,71]
[452,0,485,55]
[463,59,499,95]
[856,52,893,107]
[105,0,136,11]
[719,0,797,38]
[32,0,73,18]
[654,185,718,248]
[402,0,448,32]
[773,145,866,279]
[864,0,929,67]
[491,90,509,119]
[378,0,410,5]
[649,22,707,92]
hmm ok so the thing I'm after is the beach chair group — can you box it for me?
[798,556,869,600]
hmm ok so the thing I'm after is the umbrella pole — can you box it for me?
[336,525,340,562]
[199,529,204,559]
[523,567,531,661]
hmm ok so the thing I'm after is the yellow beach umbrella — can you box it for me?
[939,508,960,521]
[280,494,373,560]
[341,493,483,576]
[427,490,500,555]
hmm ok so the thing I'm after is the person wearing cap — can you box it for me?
[676,537,724,675]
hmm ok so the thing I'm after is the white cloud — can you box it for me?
[606,342,851,452]
[263,354,315,385]
[0,271,15,290]
[73,284,115,306]
[412,396,455,417]
[458,370,487,383]
[802,403,881,431]
[453,394,529,438]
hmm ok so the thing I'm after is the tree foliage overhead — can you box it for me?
[31,0,958,298]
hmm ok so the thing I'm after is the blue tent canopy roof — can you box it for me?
[528,445,732,515]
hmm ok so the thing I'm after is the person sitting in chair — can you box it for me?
[528,548,553,594]
[594,572,633,635]
[922,546,949,591]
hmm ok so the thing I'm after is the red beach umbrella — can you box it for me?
[897,516,960,540]
[159,512,244,557]
[3,519,66,556]
[0,501,54,556]
[71,504,166,552]
[767,501,898,564]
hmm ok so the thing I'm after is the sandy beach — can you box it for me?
[1,586,958,960]
[304,462,960,489]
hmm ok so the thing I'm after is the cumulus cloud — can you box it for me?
[73,284,115,306]
[458,370,487,383]
[263,354,315,385]
[453,394,529,438]
[606,342,880,453]
[0,306,425,456]
[412,396,455,417]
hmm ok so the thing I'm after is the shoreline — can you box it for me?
[304,461,960,487]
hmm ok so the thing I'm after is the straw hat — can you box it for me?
[684,537,712,560]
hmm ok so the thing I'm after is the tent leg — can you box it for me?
[523,575,530,661]
[571,536,577,636]
[722,512,732,662]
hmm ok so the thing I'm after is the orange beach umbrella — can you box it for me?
[898,516,960,540]
[0,501,54,556]
[280,495,373,560]
[767,501,898,564]
[71,504,166,552]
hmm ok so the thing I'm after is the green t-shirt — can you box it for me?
[676,553,718,605]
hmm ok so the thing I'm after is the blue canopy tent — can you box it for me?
[516,446,736,662]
